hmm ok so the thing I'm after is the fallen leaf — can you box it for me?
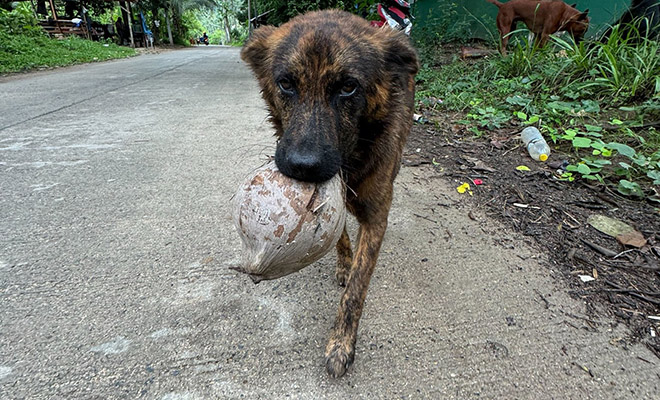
[516,165,531,171]
[616,230,647,248]
[587,215,636,237]
[473,160,496,172]
[490,140,504,149]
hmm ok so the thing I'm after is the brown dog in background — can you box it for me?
[485,0,590,54]
[241,10,418,378]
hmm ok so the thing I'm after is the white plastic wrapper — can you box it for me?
[232,161,346,283]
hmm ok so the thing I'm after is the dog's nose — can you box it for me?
[284,150,327,182]
[275,141,341,183]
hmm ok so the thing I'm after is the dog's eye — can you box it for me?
[340,81,358,97]
[278,79,294,94]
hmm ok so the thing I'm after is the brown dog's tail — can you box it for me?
[485,0,503,7]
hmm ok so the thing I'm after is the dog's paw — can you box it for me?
[335,264,349,287]
[325,340,355,378]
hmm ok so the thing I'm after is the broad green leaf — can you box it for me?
[572,137,592,148]
[507,95,532,107]
[562,128,578,139]
[587,159,611,168]
[584,124,603,132]
[577,164,591,175]
[581,100,601,113]
[648,170,660,185]
[633,155,648,167]
[547,100,577,112]
[607,142,636,159]
[617,180,644,197]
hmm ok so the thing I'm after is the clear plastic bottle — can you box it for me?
[521,127,551,162]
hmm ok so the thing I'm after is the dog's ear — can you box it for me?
[241,26,277,76]
[384,34,419,78]
[578,9,589,19]
[569,3,577,8]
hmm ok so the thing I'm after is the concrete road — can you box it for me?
[1,47,658,399]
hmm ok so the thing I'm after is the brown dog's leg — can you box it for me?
[537,32,551,48]
[325,195,390,378]
[335,225,353,287]
[497,15,513,55]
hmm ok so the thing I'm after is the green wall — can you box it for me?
[413,0,633,40]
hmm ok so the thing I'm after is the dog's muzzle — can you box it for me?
[275,143,341,183]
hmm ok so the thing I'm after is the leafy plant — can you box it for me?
[416,17,660,199]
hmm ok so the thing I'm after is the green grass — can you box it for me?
[0,34,136,74]
[417,18,660,200]
[0,6,136,74]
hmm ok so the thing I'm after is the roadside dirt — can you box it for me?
[404,111,660,359]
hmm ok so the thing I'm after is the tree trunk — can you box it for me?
[165,8,173,45]
[151,5,160,44]
[223,13,231,44]
[126,2,135,48]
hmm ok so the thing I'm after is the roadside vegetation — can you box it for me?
[0,4,135,74]
[415,18,660,203]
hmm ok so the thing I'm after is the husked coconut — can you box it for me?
[232,160,346,283]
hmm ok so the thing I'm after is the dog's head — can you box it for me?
[565,8,590,42]
[241,10,418,183]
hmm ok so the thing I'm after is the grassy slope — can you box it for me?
[0,33,136,74]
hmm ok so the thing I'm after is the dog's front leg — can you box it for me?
[536,31,551,48]
[335,224,353,287]
[325,210,388,378]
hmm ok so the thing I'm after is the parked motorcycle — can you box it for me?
[370,0,413,35]
[198,33,209,45]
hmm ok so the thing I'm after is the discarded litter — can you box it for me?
[456,182,473,196]
[473,178,483,185]
[521,127,551,162]
[579,275,596,282]
[413,114,428,124]
[516,165,531,171]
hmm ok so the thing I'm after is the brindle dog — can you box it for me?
[241,10,418,378]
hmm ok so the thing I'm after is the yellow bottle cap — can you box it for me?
[539,154,548,162]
